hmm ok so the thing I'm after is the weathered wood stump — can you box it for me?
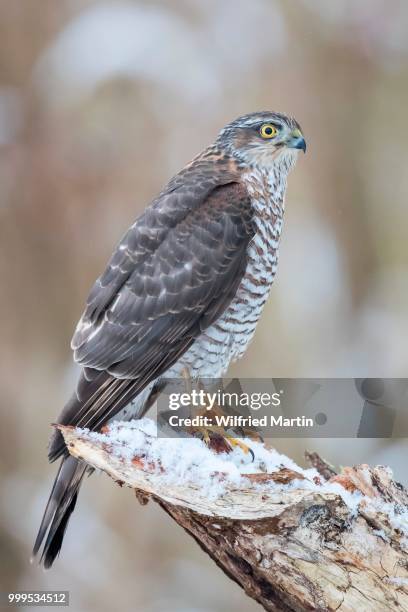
[60,422,408,612]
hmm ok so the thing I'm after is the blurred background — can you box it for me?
[1,1,408,610]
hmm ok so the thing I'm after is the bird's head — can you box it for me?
[216,111,306,169]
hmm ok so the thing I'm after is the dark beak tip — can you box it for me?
[296,138,307,154]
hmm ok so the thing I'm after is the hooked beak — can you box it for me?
[287,128,306,153]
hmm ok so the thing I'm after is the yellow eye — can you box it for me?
[260,124,278,139]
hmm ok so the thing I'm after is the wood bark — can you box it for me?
[60,426,408,612]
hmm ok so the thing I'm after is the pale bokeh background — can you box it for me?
[1,1,408,610]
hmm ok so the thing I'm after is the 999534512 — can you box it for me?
[1,592,69,607]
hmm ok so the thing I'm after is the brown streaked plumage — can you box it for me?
[33,111,305,568]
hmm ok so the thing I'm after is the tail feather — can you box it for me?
[32,456,87,569]
[34,370,159,568]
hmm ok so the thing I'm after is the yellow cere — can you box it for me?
[291,128,303,139]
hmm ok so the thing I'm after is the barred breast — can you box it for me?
[167,154,292,380]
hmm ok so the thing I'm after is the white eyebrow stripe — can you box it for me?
[231,116,285,129]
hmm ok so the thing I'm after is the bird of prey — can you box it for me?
[33,111,306,568]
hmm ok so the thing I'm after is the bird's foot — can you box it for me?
[179,378,257,460]
[224,434,255,460]
[195,425,255,461]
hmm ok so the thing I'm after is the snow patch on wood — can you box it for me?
[59,419,408,611]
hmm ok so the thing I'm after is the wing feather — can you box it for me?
[73,182,254,379]
[51,160,254,460]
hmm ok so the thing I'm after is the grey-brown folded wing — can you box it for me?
[74,180,253,376]
[51,172,254,458]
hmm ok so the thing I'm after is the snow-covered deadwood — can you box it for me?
[59,420,408,612]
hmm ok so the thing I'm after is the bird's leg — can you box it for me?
[207,397,264,444]
[181,366,192,395]
[178,373,256,458]
[190,381,255,460]
[194,421,255,460]
[181,366,198,424]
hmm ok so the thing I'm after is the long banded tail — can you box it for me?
[33,369,160,568]
[32,456,87,569]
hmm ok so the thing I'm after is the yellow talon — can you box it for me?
[180,380,257,461]
[199,427,211,446]
[192,425,255,461]
[224,435,255,461]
